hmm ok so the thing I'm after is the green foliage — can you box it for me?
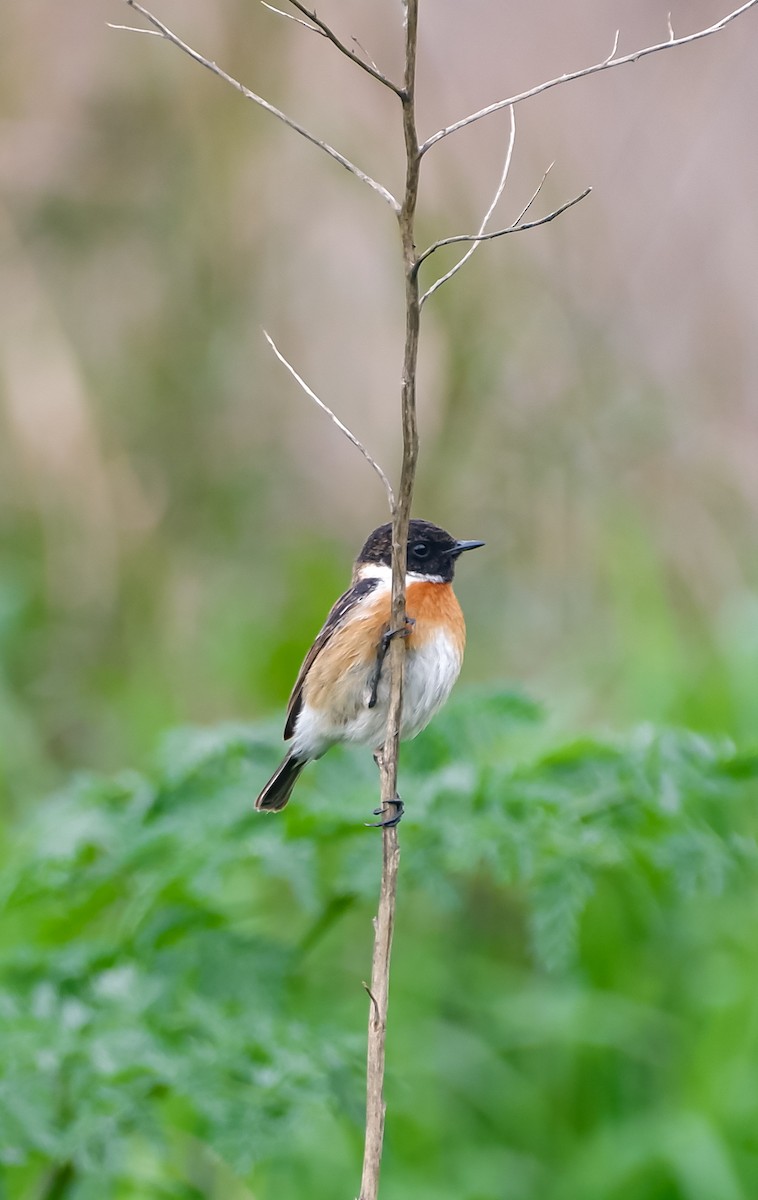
[1,690,758,1199]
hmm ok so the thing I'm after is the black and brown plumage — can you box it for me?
[255,520,484,817]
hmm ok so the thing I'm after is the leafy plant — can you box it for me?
[1,690,757,1199]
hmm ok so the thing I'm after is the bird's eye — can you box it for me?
[412,541,429,559]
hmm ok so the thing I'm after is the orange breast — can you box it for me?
[302,581,465,717]
[406,581,466,657]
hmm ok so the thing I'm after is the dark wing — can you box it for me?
[283,576,379,740]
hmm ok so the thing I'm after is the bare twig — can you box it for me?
[113,0,400,211]
[420,0,758,154]
[416,186,592,277]
[260,2,322,35]
[420,106,516,307]
[263,331,394,508]
[284,0,404,97]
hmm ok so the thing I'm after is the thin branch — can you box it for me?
[420,106,516,308]
[260,2,322,35]
[284,0,405,97]
[417,186,591,276]
[113,0,400,212]
[420,0,758,154]
[262,331,394,509]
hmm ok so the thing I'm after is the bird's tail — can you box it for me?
[255,752,307,812]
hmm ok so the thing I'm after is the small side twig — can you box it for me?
[511,161,555,227]
[416,186,592,279]
[420,105,516,307]
[351,37,381,74]
[263,331,394,508]
[106,22,160,34]
[362,980,380,1021]
[283,0,404,97]
[604,29,621,65]
[112,0,400,211]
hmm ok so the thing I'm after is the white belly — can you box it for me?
[291,627,463,759]
[399,628,464,739]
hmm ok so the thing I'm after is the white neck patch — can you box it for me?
[356,562,445,587]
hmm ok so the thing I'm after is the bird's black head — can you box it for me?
[356,519,484,583]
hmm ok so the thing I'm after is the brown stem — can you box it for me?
[358,768,401,1200]
[358,4,421,1199]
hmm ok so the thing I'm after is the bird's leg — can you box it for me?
[367,616,415,709]
[366,747,405,828]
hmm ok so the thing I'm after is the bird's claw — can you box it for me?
[365,797,404,828]
[382,615,416,644]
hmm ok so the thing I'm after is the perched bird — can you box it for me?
[255,519,484,824]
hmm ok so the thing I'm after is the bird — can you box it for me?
[255,519,484,824]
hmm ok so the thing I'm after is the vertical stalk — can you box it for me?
[358,4,421,1199]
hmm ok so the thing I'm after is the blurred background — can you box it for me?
[1,0,757,799]
[3,5,758,1200]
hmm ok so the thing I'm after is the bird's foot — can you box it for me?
[365,797,404,829]
[391,614,416,641]
[367,617,416,709]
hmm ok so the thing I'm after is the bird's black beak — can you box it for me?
[451,539,485,557]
